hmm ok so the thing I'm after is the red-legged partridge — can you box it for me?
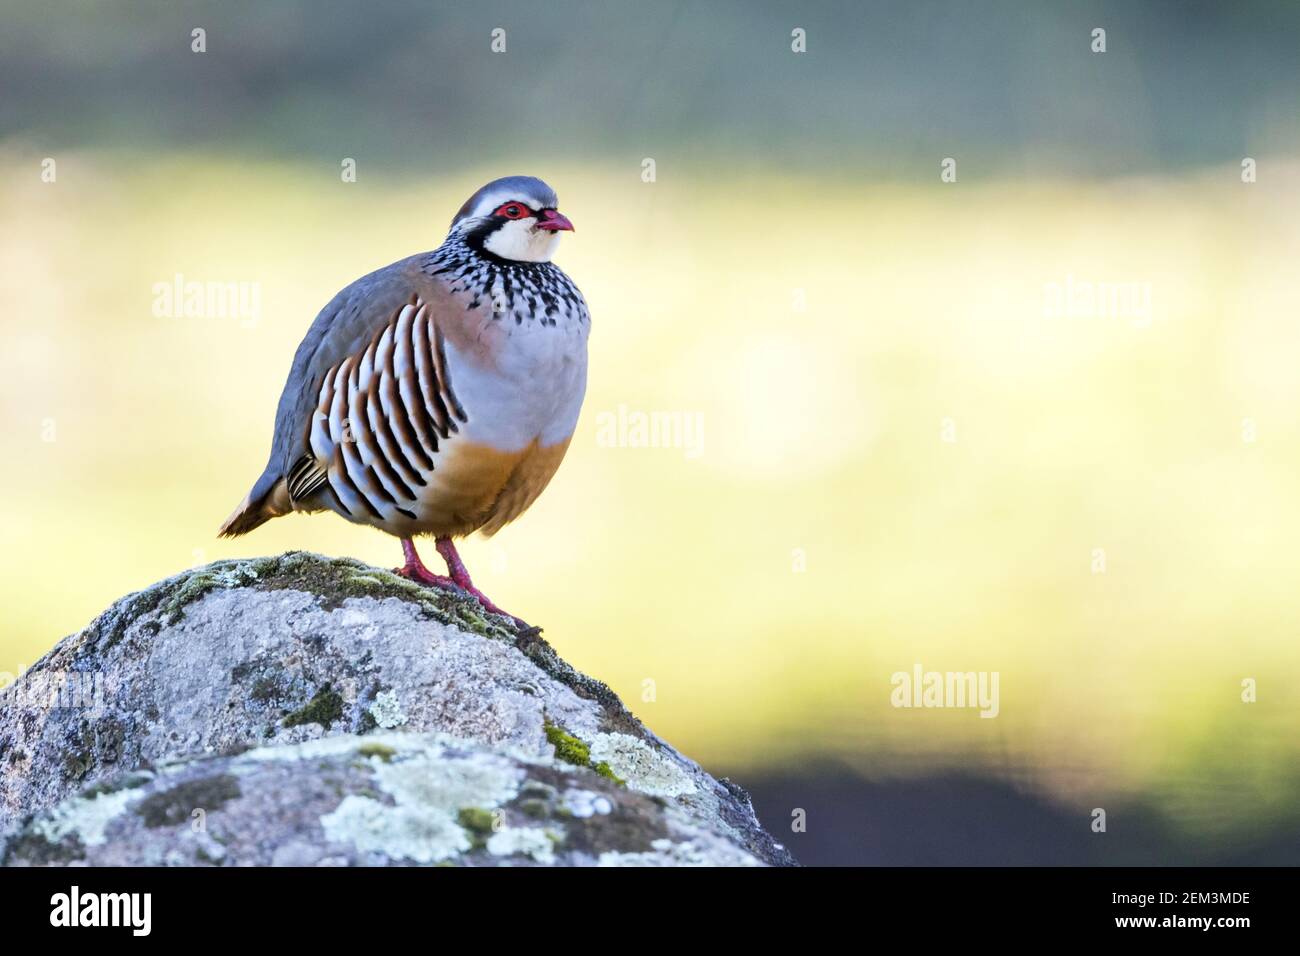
[219,176,588,631]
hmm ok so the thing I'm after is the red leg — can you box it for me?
[395,537,538,634]
[435,536,535,632]
[394,538,455,587]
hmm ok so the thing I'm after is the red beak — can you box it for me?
[537,209,574,232]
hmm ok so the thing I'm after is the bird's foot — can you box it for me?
[434,537,542,638]
[393,561,456,589]
[395,538,541,638]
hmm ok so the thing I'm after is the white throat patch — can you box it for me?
[483,218,562,263]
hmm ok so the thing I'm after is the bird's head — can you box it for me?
[450,175,574,264]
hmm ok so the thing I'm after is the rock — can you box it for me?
[0,552,795,866]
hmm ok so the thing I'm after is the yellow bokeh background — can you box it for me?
[3,151,1299,840]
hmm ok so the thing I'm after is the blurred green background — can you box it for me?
[2,1,1299,864]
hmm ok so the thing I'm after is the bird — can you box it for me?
[218,175,589,632]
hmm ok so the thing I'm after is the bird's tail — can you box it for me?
[217,475,291,538]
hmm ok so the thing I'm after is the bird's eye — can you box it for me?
[493,202,530,220]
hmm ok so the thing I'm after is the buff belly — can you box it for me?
[400,436,573,538]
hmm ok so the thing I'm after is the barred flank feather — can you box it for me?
[303,299,467,527]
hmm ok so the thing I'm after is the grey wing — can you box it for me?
[244,253,446,508]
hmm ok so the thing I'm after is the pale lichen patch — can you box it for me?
[316,737,524,864]
[486,826,558,864]
[160,560,267,625]
[563,789,613,818]
[374,749,521,811]
[588,733,697,798]
[368,690,408,729]
[211,562,262,589]
[321,795,469,864]
[30,788,136,848]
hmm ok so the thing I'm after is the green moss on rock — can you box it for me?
[544,720,626,786]
[544,721,592,767]
[592,761,626,786]
[515,799,542,818]
[253,553,512,639]
[356,742,396,763]
[283,684,345,729]
[457,806,497,836]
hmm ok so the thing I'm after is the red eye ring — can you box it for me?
[492,201,531,220]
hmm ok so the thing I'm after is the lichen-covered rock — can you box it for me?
[0,553,794,866]
[0,732,767,866]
